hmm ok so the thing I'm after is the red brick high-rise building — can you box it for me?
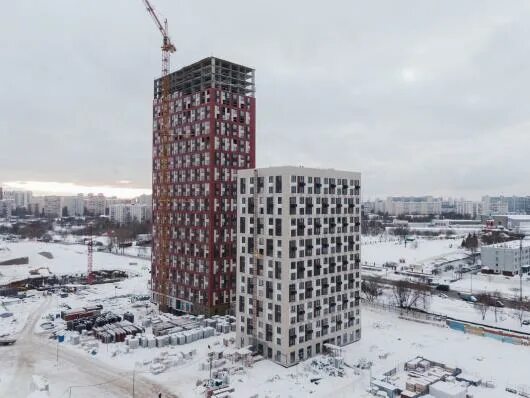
[151,57,256,315]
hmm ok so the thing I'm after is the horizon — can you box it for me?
[2,179,530,202]
[1,181,151,199]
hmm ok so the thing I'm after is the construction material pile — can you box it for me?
[66,311,122,332]
[126,326,216,350]
[93,320,143,343]
[305,356,345,377]
[61,305,102,322]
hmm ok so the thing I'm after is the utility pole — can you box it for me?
[132,368,135,398]
[519,237,523,303]
[208,346,214,383]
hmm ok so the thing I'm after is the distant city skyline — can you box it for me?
[4,179,530,201]
[1,181,150,199]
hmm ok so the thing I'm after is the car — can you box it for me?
[522,320,530,326]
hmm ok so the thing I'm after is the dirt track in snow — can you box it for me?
[0,294,177,398]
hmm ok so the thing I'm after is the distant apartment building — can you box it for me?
[43,196,63,218]
[384,196,442,216]
[133,194,152,206]
[362,199,386,214]
[29,196,45,216]
[109,203,152,224]
[0,199,14,218]
[1,190,32,210]
[85,193,106,216]
[441,198,456,214]
[236,167,362,366]
[481,240,530,276]
[506,196,530,214]
[105,197,131,216]
[481,196,509,216]
[455,199,481,218]
[63,194,85,217]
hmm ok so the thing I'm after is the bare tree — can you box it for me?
[475,293,492,321]
[392,280,430,310]
[361,278,383,303]
[515,299,530,327]
[491,291,503,323]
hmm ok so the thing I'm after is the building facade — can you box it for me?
[0,199,14,218]
[455,199,481,218]
[1,190,32,211]
[85,193,106,216]
[110,203,152,224]
[43,196,63,218]
[481,240,530,276]
[384,196,442,216]
[151,57,256,314]
[236,167,362,366]
[63,194,85,217]
[481,196,509,216]
[506,196,530,214]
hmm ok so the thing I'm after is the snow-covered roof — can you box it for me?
[483,240,530,250]
[429,380,466,395]
[506,215,530,220]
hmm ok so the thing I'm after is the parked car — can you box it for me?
[522,320,530,326]
[458,293,477,303]
[494,300,504,308]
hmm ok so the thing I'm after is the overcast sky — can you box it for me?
[2,1,530,199]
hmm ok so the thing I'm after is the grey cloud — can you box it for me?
[1,0,530,198]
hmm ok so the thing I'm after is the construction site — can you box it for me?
[3,1,530,398]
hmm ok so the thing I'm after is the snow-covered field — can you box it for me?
[0,295,42,337]
[362,236,530,301]
[362,237,465,267]
[376,289,530,333]
[452,271,530,299]
[2,240,530,397]
[24,298,530,398]
[0,241,150,285]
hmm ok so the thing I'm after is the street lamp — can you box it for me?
[208,345,213,383]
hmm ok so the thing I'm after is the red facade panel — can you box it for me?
[153,74,255,314]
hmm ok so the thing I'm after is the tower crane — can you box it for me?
[142,0,176,311]
[87,222,94,284]
[142,0,176,76]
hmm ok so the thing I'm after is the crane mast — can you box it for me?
[87,222,94,284]
[142,0,176,311]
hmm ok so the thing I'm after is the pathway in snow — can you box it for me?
[0,293,177,398]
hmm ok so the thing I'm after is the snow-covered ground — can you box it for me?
[33,299,530,398]
[376,289,530,333]
[2,240,530,397]
[452,271,530,299]
[362,236,530,302]
[362,237,465,267]
[0,241,150,285]
[0,295,42,337]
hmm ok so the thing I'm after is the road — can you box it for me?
[0,293,177,398]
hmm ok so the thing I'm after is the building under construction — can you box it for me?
[151,57,256,315]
